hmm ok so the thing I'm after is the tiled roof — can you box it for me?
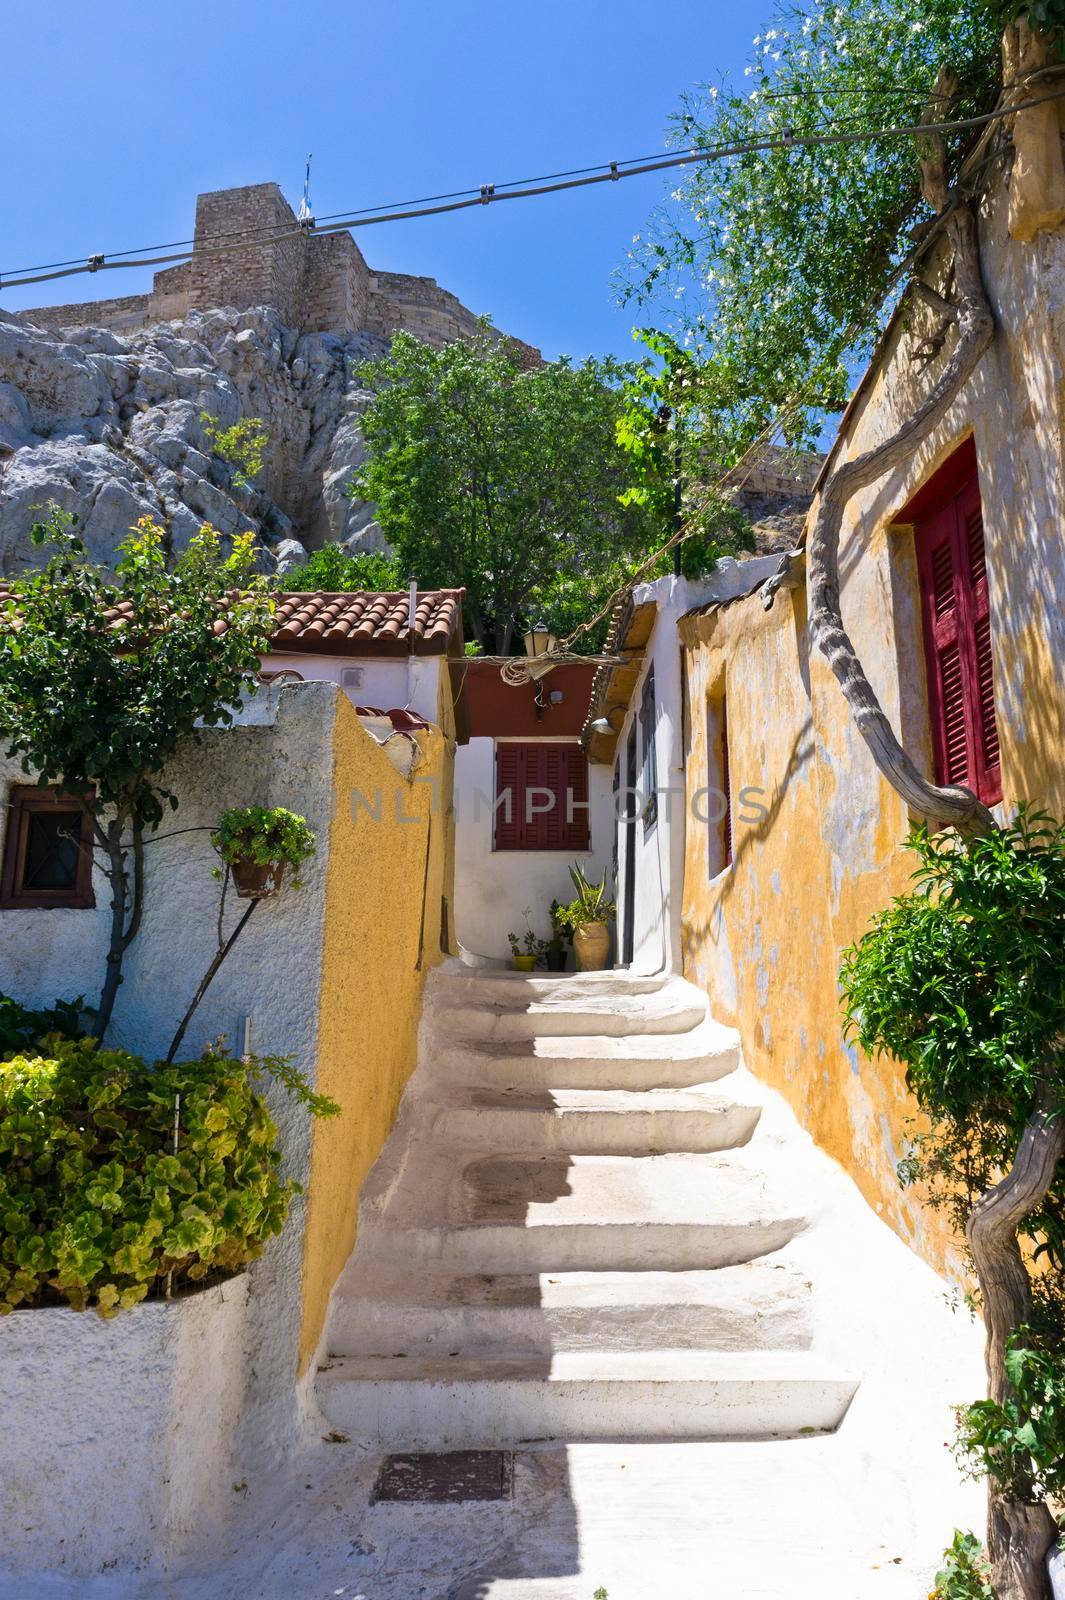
[271,589,464,656]
[0,586,465,658]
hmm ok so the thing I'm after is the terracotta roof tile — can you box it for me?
[0,585,466,658]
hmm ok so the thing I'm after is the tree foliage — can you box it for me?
[622,0,1004,455]
[840,813,1065,1532]
[347,331,662,653]
[279,544,403,593]
[0,508,275,1032]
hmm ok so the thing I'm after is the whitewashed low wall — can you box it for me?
[0,1276,249,1578]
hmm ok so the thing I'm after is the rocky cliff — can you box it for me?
[0,304,390,577]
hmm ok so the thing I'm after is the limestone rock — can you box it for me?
[0,306,390,577]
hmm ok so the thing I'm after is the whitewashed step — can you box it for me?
[431,1086,761,1154]
[439,967,670,1004]
[327,1259,813,1356]
[435,986,708,1042]
[316,1348,858,1447]
[432,1019,742,1091]
[378,1153,808,1272]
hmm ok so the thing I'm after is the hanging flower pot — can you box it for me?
[211,806,317,899]
[230,857,286,899]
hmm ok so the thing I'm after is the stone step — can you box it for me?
[375,1153,808,1273]
[431,1019,742,1091]
[439,967,670,1004]
[316,1349,858,1447]
[430,1086,762,1155]
[327,1259,813,1357]
[434,982,708,1042]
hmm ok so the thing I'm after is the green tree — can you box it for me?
[0,509,274,1037]
[346,331,660,653]
[841,815,1065,1597]
[278,543,402,592]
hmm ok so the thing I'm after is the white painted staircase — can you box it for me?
[317,965,858,1447]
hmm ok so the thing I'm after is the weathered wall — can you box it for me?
[0,680,456,1444]
[298,706,453,1371]
[680,181,1065,1277]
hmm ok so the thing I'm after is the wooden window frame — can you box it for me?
[706,691,733,878]
[638,666,659,835]
[914,460,1002,808]
[493,742,591,853]
[0,787,96,910]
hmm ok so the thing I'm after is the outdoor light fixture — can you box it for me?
[588,707,626,736]
[523,622,557,658]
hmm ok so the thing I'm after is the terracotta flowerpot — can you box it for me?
[573,921,611,971]
[230,857,286,899]
[512,953,537,971]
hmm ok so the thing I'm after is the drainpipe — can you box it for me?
[406,577,417,710]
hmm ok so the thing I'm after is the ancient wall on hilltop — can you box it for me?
[20,181,537,359]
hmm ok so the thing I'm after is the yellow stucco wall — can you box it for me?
[298,697,453,1372]
[681,186,1065,1280]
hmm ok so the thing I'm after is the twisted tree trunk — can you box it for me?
[968,1083,1065,1600]
[802,61,1064,1599]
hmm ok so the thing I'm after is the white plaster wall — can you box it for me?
[613,561,785,974]
[265,649,442,725]
[453,736,612,960]
[0,683,345,1542]
[0,1277,249,1576]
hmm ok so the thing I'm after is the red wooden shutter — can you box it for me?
[494,743,523,849]
[915,470,1001,806]
[720,697,733,867]
[494,743,590,851]
[960,482,1001,802]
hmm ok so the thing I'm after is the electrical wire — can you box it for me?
[2,84,1063,293]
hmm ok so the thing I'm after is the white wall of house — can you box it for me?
[264,649,444,726]
[0,683,337,1480]
[611,560,785,974]
[453,735,613,961]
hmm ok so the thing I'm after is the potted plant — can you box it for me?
[544,899,571,972]
[507,909,539,971]
[211,806,316,899]
[555,866,617,972]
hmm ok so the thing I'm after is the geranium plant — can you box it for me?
[0,1039,338,1318]
[211,806,316,888]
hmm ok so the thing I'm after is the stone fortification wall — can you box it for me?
[20,182,536,358]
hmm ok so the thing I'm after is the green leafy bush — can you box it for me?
[930,1531,993,1600]
[199,412,268,490]
[0,994,85,1056]
[277,543,403,593]
[211,806,316,886]
[0,1040,336,1317]
[953,1335,1065,1503]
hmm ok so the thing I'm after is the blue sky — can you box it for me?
[0,0,769,362]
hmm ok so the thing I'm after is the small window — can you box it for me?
[493,743,590,852]
[638,667,658,835]
[0,787,95,909]
[915,463,1001,806]
[706,694,733,877]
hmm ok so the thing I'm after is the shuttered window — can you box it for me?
[493,742,590,851]
[915,470,1001,806]
[720,696,733,868]
[706,695,732,877]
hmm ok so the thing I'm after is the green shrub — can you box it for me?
[930,1531,993,1599]
[953,1335,1065,1504]
[0,994,85,1057]
[0,1039,335,1317]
